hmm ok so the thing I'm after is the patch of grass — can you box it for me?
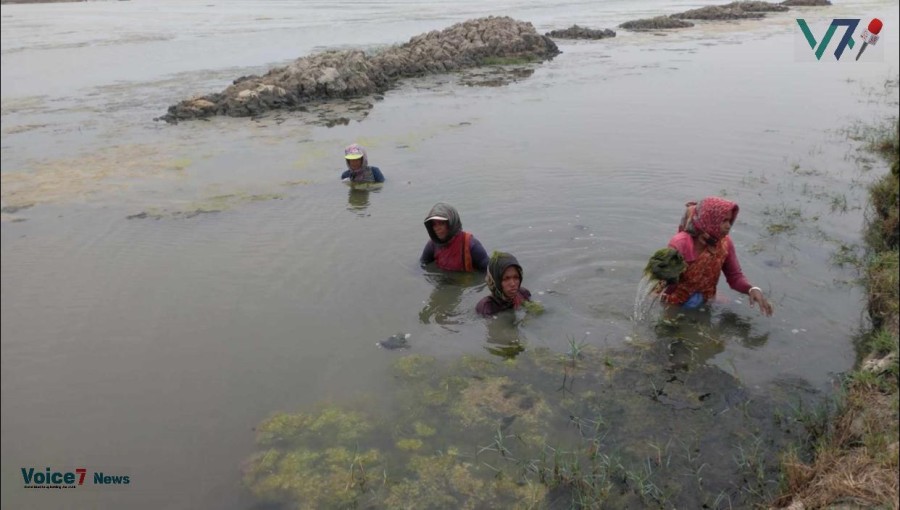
[866,249,899,330]
[777,383,899,509]
[865,172,899,252]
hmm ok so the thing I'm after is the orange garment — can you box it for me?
[662,236,730,305]
[434,231,473,272]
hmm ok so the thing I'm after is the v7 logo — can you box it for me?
[797,19,859,60]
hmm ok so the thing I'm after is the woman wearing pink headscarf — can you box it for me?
[660,197,774,316]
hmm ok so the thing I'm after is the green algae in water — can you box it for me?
[413,421,436,437]
[245,341,811,509]
[457,354,500,374]
[383,453,548,509]
[244,446,383,509]
[396,438,424,451]
[451,376,551,428]
[255,404,373,447]
[391,354,437,380]
[521,299,545,315]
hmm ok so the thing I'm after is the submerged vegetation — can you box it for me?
[245,337,817,508]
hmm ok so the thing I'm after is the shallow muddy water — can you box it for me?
[2,0,898,507]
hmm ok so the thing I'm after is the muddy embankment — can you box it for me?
[159,16,559,123]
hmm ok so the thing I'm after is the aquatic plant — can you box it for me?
[400,422,431,440]
[391,354,437,380]
[643,248,685,284]
[246,330,809,509]
[521,300,545,315]
[243,446,383,509]
[396,438,424,451]
[451,376,550,429]
[634,248,683,323]
[383,453,547,509]
[457,354,500,375]
[255,405,373,447]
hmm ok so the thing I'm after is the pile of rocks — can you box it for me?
[672,1,789,20]
[159,16,559,123]
[620,0,826,31]
[779,0,831,6]
[619,16,695,31]
[545,24,616,40]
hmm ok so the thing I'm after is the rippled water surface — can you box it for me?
[2,0,898,507]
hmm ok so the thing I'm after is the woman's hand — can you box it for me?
[748,287,773,316]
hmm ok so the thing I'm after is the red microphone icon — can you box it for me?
[856,18,883,61]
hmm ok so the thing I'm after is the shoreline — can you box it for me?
[776,117,900,508]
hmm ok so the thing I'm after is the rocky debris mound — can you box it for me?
[673,1,788,20]
[545,24,616,40]
[619,16,695,30]
[159,16,560,123]
[621,0,808,31]
[780,0,831,6]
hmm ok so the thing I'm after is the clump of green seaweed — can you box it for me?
[644,247,686,284]
[521,299,545,315]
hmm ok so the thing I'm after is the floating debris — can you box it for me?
[377,333,411,350]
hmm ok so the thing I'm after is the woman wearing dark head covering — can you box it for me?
[476,252,532,317]
[340,143,385,183]
[660,196,773,316]
[420,203,489,273]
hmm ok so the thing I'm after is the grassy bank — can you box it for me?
[774,121,899,508]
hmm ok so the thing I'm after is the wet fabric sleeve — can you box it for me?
[469,237,489,272]
[420,240,436,265]
[667,232,696,263]
[340,169,351,180]
[476,296,496,316]
[370,166,385,183]
[477,296,509,316]
[722,237,752,294]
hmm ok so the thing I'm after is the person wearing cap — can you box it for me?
[420,203,489,273]
[340,143,385,183]
[476,252,532,317]
[658,197,774,316]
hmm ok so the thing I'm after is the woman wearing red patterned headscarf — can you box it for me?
[660,197,774,316]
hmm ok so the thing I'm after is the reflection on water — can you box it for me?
[421,268,527,358]
[655,306,770,371]
[345,183,383,215]
[484,314,526,359]
[347,187,370,211]
[418,269,483,331]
